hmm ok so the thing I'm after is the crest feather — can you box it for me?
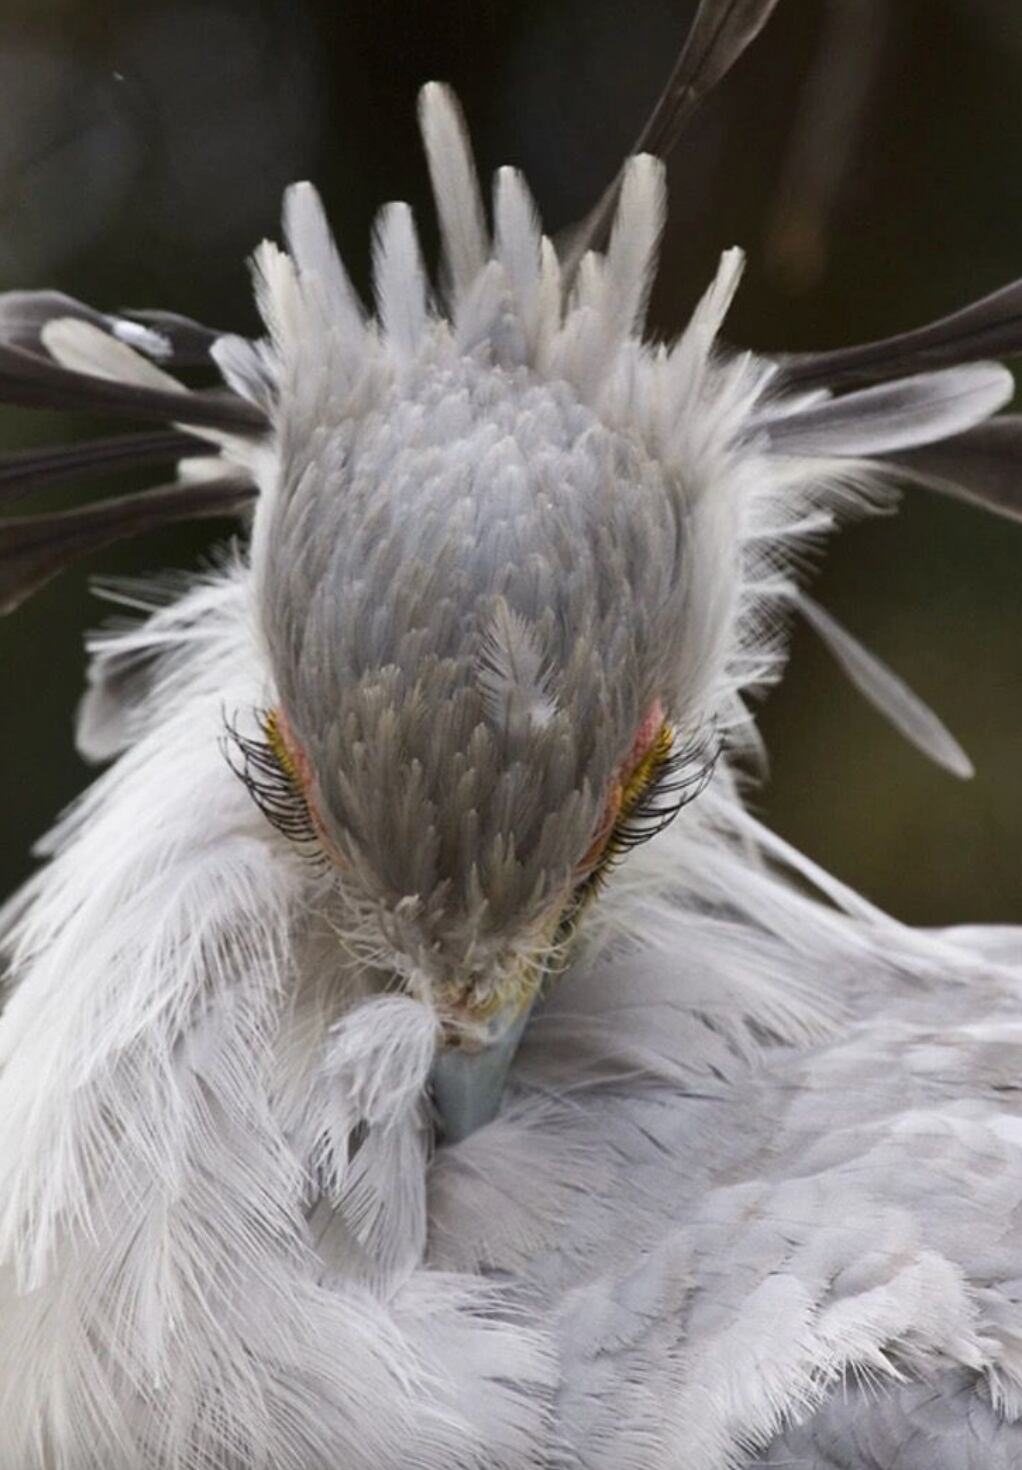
[603,153,667,341]
[418,83,489,299]
[282,181,366,344]
[372,202,430,356]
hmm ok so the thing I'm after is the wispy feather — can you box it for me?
[477,598,559,731]
[798,591,974,779]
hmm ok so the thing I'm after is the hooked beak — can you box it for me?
[430,994,538,1144]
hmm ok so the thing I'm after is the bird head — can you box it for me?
[228,93,740,1134]
[253,349,708,1042]
[2,5,1014,1144]
[223,78,1012,1137]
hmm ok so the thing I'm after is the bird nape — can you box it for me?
[1,1,1021,1467]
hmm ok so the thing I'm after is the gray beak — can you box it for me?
[430,997,536,1145]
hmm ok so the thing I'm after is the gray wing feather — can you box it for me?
[889,415,1022,523]
[798,592,973,778]
[753,1374,1019,1468]
[0,477,254,613]
[0,289,225,367]
[779,277,1022,389]
[560,0,781,275]
[761,363,1012,457]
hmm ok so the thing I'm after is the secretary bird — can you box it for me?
[1,2,1021,1465]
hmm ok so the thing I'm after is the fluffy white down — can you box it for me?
[1,84,1021,1470]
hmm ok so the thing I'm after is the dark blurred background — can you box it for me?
[1,0,1019,922]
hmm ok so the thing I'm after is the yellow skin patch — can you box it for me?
[264,706,347,865]
[578,700,672,876]
[621,721,674,821]
[435,956,544,1032]
[264,706,301,785]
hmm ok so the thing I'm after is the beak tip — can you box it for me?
[430,1000,534,1145]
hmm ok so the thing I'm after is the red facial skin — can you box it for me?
[269,705,347,866]
[578,698,666,875]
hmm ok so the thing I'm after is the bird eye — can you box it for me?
[609,724,719,856]
[574,721,719,906]
[223,709,321,855]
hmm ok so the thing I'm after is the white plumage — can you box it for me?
[0,35,1021,1470]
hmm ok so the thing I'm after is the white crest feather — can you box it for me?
[250,237,302,357]
[210,332,277,411]
[676,245,746,363]
[417,82,488,298]
[603,152,666,341]
[372,201,430,356]
[282,180,366,344]
[493,166,542,312]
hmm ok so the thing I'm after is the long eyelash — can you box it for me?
[222,711,322,855]
[610,724,720,854]
[559,725,719,942]
[571,724,720,916]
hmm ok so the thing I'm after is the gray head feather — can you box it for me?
[262,355,686,989]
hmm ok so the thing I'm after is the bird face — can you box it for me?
[248,356,712,1054]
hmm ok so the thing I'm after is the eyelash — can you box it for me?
[573,724,720,908]
[222,712,321,853]
[609,726,719,856]
[222,713,719,888]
